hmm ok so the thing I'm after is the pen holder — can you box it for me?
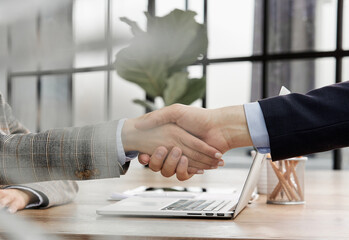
[267,156,307,205]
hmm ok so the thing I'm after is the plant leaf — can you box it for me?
[120,17,144,36]
[133,99,158,111]
[116,9,207,103]
[115,38,168,98]
[163,72,188,106]
[145,9,207,73]
[175,77,206,105]
[169,24,208,74]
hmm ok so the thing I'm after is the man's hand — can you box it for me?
[138,146,197,181]
[136,104,253,154]
[0,189,34,213]
[138,146,202,181]
[122,118,223,179]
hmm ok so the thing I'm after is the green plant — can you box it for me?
[115,9,208,111]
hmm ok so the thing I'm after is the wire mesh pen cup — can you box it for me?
[267,156,307,204]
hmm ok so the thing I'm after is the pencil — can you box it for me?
[270,161,299,201]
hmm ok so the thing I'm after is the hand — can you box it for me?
[0,189,33,213]
[122,118,222,172]
[139,146,196,181]
[136,104,253,154]
[138,146,203,181]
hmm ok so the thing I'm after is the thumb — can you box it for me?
[138,153,151,165]
[135,104,186,130]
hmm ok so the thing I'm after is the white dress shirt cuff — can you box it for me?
[116,119,138,166]
[243,102,271,154]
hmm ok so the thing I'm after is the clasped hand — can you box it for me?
[123,104,252,181]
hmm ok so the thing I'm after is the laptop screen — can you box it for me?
[233,152,266,218]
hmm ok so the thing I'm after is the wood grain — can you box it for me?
[1,164,349,240]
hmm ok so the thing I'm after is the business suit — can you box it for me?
[0,92,128,207]
[258,81,349,160]
[0,93,128,185]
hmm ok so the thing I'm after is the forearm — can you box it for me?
[259,81,349,160]
[0,120,124,184]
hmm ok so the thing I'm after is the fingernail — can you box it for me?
[218,160,224,166]
[156,149,165,159]
[215,152,223,159]
[172,148,181,158]
[196,170,204,174]
[211,165,218,169]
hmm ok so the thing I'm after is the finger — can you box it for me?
[135,104,186,130]
[187,157,217,170]
[180,145,219,169]
[187,167,203,175]
[183,134,222,160]
[7,201,20,213]
[176,156,194,181]
[186,155,224,169]
[161,147,182,178]
[138,153,151,165]
[0,196,13,209]
[148,146,168,172]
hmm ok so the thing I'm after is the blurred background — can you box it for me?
[0,0,348,169]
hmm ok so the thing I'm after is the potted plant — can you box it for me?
[115,9,208,111]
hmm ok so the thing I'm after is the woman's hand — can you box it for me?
[0,189,34,213]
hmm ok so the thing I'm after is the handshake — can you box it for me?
[122,104,253,181]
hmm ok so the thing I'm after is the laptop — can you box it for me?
[97,152,266,219]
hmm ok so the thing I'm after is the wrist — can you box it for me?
[17,189,35,206]
[216,105,253,149]
[121,119,139,152]
[5,189,34,207]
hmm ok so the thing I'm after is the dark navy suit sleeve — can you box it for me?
[258,81,349,160]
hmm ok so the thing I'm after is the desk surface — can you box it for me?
[10,164,349,239]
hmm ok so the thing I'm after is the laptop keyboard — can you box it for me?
[161,199,232,211]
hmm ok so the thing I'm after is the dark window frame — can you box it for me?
[7,0,348,169]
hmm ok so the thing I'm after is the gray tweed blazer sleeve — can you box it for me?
[0,95,79,207]
[22,181,79,208]
[0,92,128,186]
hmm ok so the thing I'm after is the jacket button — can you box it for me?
[75,171,84,179]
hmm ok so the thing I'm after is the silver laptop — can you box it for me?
[97,152,266,219]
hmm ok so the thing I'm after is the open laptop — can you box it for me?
[97,152,266,219]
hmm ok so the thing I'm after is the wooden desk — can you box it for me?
[8,165,349,239]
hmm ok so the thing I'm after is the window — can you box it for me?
[1,0,348,169]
